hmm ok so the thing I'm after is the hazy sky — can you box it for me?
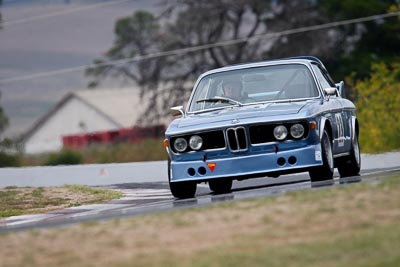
[0,0,160,138]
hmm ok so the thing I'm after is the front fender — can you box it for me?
[351,116,358,142]
[319,116,330,141]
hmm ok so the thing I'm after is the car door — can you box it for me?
[311,64,350,154]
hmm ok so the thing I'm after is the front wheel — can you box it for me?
[338,134,361,177]
[309,130,334,182]
[168,159,196,199]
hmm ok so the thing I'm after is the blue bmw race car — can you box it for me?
[164,56,361,199]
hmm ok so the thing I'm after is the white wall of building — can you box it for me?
[24,97,119,154]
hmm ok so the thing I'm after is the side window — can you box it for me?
[311,64,334,90]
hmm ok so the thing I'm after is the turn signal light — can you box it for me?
[207,162,216,172]
[310,121,317,130]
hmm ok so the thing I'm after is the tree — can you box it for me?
[86,0,331,123]
[349,61,400,152]
[263,0,335,60]
[86,11,164,89]
[319,0,400,81]
[86,0,400,123]
[86,11,170,123]
[86,2,272,123]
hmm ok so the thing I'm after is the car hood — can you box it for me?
[177,101,312,129]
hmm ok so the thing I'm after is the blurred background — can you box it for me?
[0,0,399,167]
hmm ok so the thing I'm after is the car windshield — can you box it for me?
[188,64,319,112]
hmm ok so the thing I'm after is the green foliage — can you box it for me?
[109,11,160,58]
[45,149,83,166]
[81,138,167,164]
[322,0,391,18]
[321,1,400,81]
[350,61,400,153]
[21,138,167,166]
[0,151,21,167]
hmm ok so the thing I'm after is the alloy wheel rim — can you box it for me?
[324,136,334,168]
[354,137,360,165]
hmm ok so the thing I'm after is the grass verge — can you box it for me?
[0,185,122,218]
[21,138,168,166]
[0,171,399,267]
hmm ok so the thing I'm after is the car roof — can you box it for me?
[199,56,334,84]
[202,56,324,75]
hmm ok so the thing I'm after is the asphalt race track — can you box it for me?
[0,153,399,232]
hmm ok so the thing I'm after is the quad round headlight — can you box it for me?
[290,123,305,139]
[174,137,187,152]
[189,135,203,150]
[273,125,288,141]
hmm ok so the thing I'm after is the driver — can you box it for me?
[222,80,243,101]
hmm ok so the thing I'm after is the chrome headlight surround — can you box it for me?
[174,137,188,153]
[290,123,305,139]
[189,135,203,150]
[273,125,288,141]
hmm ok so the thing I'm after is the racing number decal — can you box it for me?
[335,113,345,147]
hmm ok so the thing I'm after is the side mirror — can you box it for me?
[324,87,337,96]
[170,106,184,117]
[335,81,344,96]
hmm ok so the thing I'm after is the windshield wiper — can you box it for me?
[196,96,243,106]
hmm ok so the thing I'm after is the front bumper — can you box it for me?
[170,143,323,182]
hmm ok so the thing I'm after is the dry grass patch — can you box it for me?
[0,172,399,267]
[0,185,122,218]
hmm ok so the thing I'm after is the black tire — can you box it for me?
[338,133,361,177]
[168,158,196,199]
[309,130,334,182]
[208,179,233,194]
